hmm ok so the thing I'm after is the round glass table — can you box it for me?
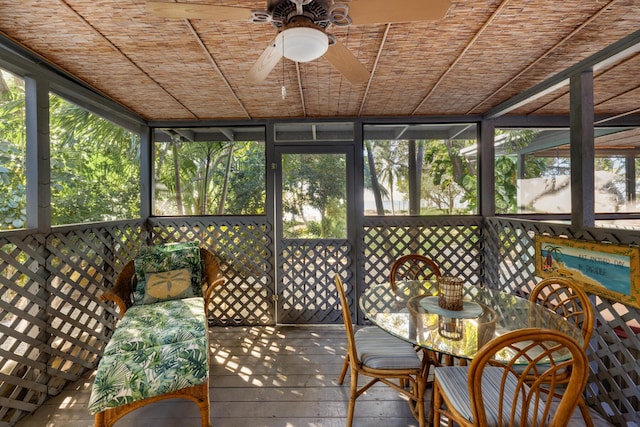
[359,280,584,363]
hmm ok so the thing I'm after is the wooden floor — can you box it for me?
[15,325,612,427]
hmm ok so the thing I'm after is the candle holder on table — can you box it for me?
[437,276,464,311]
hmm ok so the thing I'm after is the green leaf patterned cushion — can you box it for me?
[132,242,202,305]
[88,297,209,415]
[142,268,194,304]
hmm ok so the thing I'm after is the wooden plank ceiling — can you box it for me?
[0,0,638,122]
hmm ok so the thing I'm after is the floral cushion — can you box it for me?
[88,297,209,415]
[132,242,202,305]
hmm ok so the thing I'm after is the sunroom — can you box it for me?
[0,1,639,426]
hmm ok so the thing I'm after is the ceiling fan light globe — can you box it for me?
[275,27,328,63]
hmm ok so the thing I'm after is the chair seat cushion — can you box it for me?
[435,366,541,426]
[88,297,209,415]
[355,327,422,370]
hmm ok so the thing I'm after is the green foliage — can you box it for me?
[154,139,265,216]
[3,66,556,228]
[494,155,519,213]
[366,136,478,215]
[281,153,346,238]
[49,94,140,224]
[0,142,26,228]
[223,143,265,214]
[0,72,26,229]
[459,173,478,213]
[0,72,140,228]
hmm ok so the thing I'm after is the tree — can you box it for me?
[364,140,386,215]
[423,141,468,214]
[0,71,26,229]
[153,139,265,216]
[493,129,541,214]
[171,136,184,215]
[281,153,346,238]
[217,143,234,215]
[1,78,141,227]
[408,139,425,215]
[377,141,405,215]
[48,94,140,224]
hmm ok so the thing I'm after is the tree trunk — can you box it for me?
[408,140,424,215]
[201,149,212,215]
[172,140,184,215]
[217,143,234,215]
[445,139,465,185]
[366,141,385,215]
[417,140,424,209]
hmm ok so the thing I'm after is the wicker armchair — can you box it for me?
[432,328,589,427]
[101,247,225,317]
[389,253,442,291]
[528,277,595,427]
[335,274,428,426]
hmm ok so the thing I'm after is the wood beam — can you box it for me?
[570,70,595,230]
[479,119,495,217]
[25,76,50,232]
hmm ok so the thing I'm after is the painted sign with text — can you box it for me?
[535,235,640,308]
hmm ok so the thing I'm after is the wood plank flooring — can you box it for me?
[14,325,612,427]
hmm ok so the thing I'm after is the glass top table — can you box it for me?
[359,280,584,363]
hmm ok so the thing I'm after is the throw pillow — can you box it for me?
[133,241,203,305]
[142,268,194,304]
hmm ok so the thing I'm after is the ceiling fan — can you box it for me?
[147,0,451,84]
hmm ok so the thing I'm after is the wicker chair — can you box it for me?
[528,277,595,427]
[335,274,428,427]
[390,253,445,368]
[432,328,589,427]
[389,253,442,291]
[94,246,225,427]
[101,247,225,317]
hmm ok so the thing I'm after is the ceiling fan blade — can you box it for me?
[147,2,252,21]
[246,42,284,84]
[347,0,451,24]
[323,40,370,84]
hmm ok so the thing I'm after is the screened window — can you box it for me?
[153,127,266,216]
[494,128,571,215]
[0,69,26,230]
[495,127,640,218]
[49,94,140,225]
[363,123,478,216]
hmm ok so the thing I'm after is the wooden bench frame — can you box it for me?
[93,382,210,427]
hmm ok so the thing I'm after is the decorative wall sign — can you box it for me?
[534,235,640,308]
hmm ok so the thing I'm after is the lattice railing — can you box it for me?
[0,215,638,426]
[278,239,351,324]
[0,220,143,426]
[0,235,48,426]
[361,217,483,280]
[485,217,640,425]
[149,217,275,326]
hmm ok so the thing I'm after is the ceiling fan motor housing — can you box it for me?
[270,0,331,28]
